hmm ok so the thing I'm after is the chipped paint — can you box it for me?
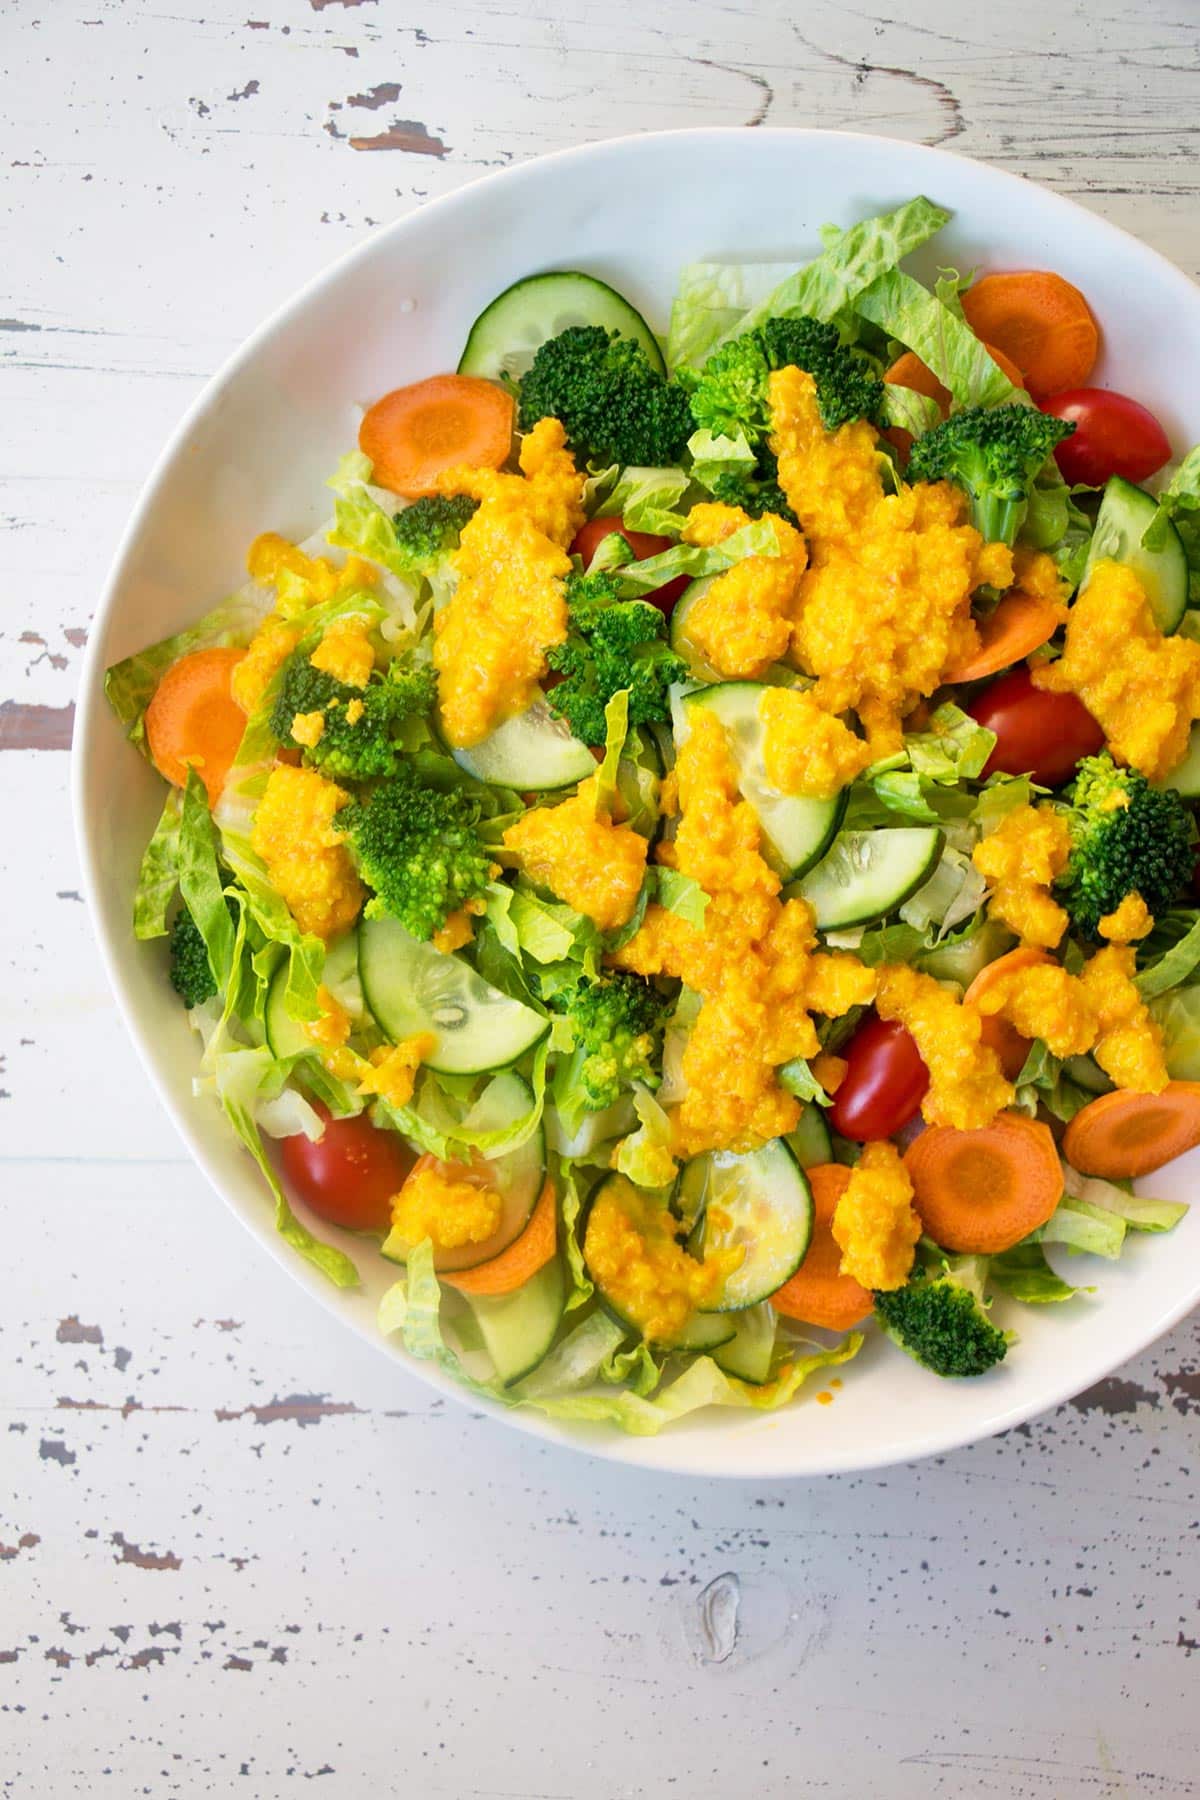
[111,1532,182,1572]
[349,120,447,157]
[0,700,75,750]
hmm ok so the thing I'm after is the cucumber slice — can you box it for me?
[669,578,722,681]
[581,1173,737,1350]
[684,1139,814,1311]
[916,919,1015,989]
[380,1069,545,1272]
[673,1309,737,1353]
[359,915,548,1075]
[265,929,362,1059]
[786,1101,833,1171]
[458,271,665,384]
[680,682,845,879]
[1083,474,1188,633]
[447,695,596,792]
[1166,721,1200,799]
[711,1302,777,1384]
[791,827,944,930]
[460,1254,567,1386]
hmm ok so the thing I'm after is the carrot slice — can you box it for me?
[442,1177,557,1297]
[960,273,1099,398]
[905,1113,1062,1254]
[1061,1083,1200,1180]
[144,646,247,805]
[359,373,514,498]
[964,947,1052,1081]
[770,1164,873,1331]
[942,593,1062,683]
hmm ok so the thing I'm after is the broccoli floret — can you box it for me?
[544,571,687,747]
[1059,752,1194,939]
[873,1258,1010,1378]
[681,316,885,443]
[709,447,797,524]
[335,762,492,941]
[168,905,218,1007]
[270,653,435,782]
[391,494,478,577]
[518,326,693,468]
[552,972,670,1111]
[906,403,1075,546]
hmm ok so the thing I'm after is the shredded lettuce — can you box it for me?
[1060,1162,1188,1234]
[213,1045,359,1288]
[988,1241,1085,1304]
[614,516,783,598]
[599,465,691,537]
[905,703,996,783]
[1136,911,1200,999]
[853,269,1021,410]
[613,1086,677,1190]
[179,773,237,988]
[133,790,184,940]
[654,867,708,928]
[1150,982,1200,1079]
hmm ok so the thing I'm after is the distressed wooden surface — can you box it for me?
[4,0,1200,1793]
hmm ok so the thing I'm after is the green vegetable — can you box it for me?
[551,972,671,1112]
[269,651,435,780]
[1059,753,1193,940]
[873,1257,1011,1377]
[336,762,493,941]
[133,790,184,941]
[906,404,1075,546]
[679,315,884,444]
[544,571,687,747]
[518,326,693,468]
[168,904,221,1007]
[852,267,1022,411]
[392,493,478,572]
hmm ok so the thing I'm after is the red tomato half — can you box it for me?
[828,1014,929,1144]
[570,514,690,614]
[968,666,1105,788]
[1039,388,1171,488]
[277,1102,415,1233]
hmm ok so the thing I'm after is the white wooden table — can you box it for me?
[4,3,1200,1793]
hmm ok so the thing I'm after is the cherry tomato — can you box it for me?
[1039,388,1171,488]
[570,514,689,615]
[277,1102,415,1233]
[828,1013,929,1143]
[968,666,1105,788]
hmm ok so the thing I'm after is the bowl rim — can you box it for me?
[72,126,1200,1479]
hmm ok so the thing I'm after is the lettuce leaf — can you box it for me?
[614,516,783,598]
[214,1045,360,1288]
[988,1241,1085,1304]
[133,790,184,940]
[686,428,759,489]
[613,1086,677,1190]
[905,703,996,783]
[853,269,1021,410]
[600,465,691,537]
[654,867,709,928]
[179,772,237,988]
[1136,911,1200,999]
[1060,1161,1188,1234]
[668,261,797,368]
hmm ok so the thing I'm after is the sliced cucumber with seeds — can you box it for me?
[359,914,548,1075]
[679,681,845,879]
[711,1302,777,1385]
[1083,475,1188,633]
[265,929,362,1060]
[459,1254,567,1387]
[1166,721,1200,799]
[683,1139,814,1312]
[791,827,944,930]
[458,271,666,384]
[446,695,596,792]
[673,1310,737,1353]
[786,1101,833,1171]
[669,577,723,681]
[381,1069,544,1273]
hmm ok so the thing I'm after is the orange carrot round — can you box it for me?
[1062,1083,1200,1180]
[442,1177,557,1297]
[144,646,247,805]
[961,273,1099,398]
[359,374,514,498]
[943,592,1062,683]
[964,947,1052,1081]
[770,1163,873,1331]
[905,1113,1062,1254]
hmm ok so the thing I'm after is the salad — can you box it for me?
[107,194,1200,1435]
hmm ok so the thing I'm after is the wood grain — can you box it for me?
[3,1,1199,1794]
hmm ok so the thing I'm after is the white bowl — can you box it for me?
[74,128,1200,1478]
